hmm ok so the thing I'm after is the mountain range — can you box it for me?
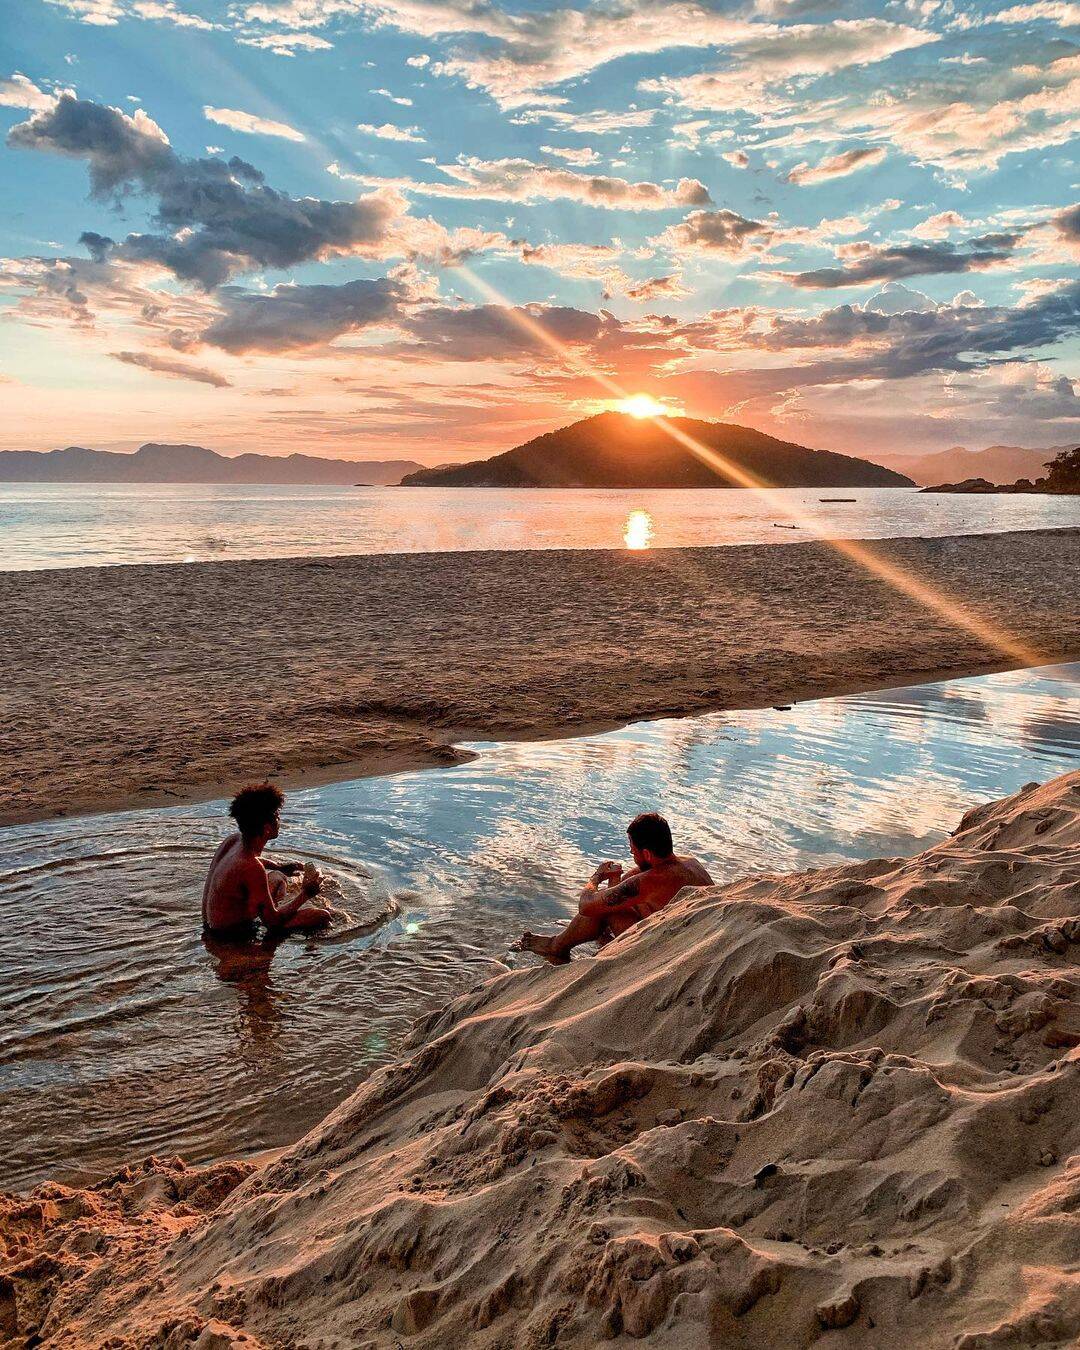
[401,412,913,489]
[0,443,421,485]
[873,443,1072,487]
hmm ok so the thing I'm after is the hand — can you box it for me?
[301,862,323,896]
[592,861,623,885]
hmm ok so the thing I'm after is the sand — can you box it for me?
[3,769,1080,1347]
[3,527,1079,825]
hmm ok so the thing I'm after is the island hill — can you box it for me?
[400,411,914,489]
[0,442,421,486]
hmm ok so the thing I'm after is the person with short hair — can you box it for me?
[202,782,332,937]
[515,812,712,964]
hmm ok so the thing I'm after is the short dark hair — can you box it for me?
[627,812,673,857]
[229,782,284,838]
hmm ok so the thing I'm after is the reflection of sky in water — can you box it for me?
[0,664,1075,1189]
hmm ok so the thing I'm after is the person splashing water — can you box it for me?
[202,782,332,937]
[514,812,713,964]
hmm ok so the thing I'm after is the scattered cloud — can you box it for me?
[357,121,425,142]
[113,349,231,385]
[0,73,59,111]
[7,96,447,286]
[541,145,599,165]
[201,277,405,352]
[653,208,773,256]
[786,146,885,186]
[334,155,711,211]
[773,233,1024,288]
[203,105,306,141]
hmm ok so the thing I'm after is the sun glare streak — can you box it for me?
[454,262,1046,670]
[624,509,653,550]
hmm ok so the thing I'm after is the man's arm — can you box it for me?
[578,866,646,919]
[249,862,312,929]
[263,855,303,876]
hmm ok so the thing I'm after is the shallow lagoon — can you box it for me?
[0,663,1076,1190]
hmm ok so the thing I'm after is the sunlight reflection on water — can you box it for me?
[0,664,1076,1188]
[623,508,653,549]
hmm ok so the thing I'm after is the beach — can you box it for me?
[4,770,1080,1346]
[3,527,1079,826]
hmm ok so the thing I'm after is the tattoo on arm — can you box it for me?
[602,876,640,907]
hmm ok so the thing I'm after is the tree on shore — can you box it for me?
[1041,448,1080,494]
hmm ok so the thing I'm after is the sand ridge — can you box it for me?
[2,528,1078,825]
[3,770,1080,1347]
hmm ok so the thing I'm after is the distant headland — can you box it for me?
[0,443,422,486]
[400,412,914,489]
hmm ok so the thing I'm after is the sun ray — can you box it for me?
[454,262,1047,670]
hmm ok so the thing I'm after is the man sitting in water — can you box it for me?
[516,812,713,965]
[202,782,332,936]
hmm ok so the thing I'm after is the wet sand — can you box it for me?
[2,527,1078,825]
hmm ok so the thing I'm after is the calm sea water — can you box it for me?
[1,483,1077,570]
[1,664,1076,1190]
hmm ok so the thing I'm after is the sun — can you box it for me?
[615,393,671,420]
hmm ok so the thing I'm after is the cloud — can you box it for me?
[773,233,1023,288]
[357,121,425,142]
[7,96,439,287]
[113,349,231,385]
[130,1,217,29]
[653,208,773,255]
[517,107,658,134]
[238,31,334,52]
[722,149,749,168]
[373,88,413,106]
[624,273,690,302]
[0,73,59,111]
[201,277,405,351]
[43,0,124,24]
[1051,201,1080,250]
[785,145,885,186]
[910,210,970,240]
[406,53,430,67]
[46,0,218,26]
[983,1,1080,25]
[763,45,1080,173]
[861,281,941,315]
[641,18,935,112]
[204,106,307,142]
[335,155,711,210]
[541,144,599,165]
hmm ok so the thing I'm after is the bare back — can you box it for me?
[627,854,713,920]
[202,834,265,932]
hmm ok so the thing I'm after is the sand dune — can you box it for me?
[4,770,1080,1347]
[2,528,1079,825]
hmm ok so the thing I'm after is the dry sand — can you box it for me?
[3,528,1079,825]
[4,770,1080,1347]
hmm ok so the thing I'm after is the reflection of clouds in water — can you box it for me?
[3,661,1077,1189]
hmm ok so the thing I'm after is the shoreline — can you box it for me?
[4,653,1067,830]
[4,770,1080,1345]
[3,526,1078,827]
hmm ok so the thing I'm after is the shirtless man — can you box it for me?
[516,812,713,965]
[202,782,332,936]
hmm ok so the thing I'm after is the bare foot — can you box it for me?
[512,931,570,964]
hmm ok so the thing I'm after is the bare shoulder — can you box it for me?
[678,855,715,886]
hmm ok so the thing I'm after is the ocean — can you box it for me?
[1,481,1078,570]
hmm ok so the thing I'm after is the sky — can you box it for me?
[0,0,1078,464]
